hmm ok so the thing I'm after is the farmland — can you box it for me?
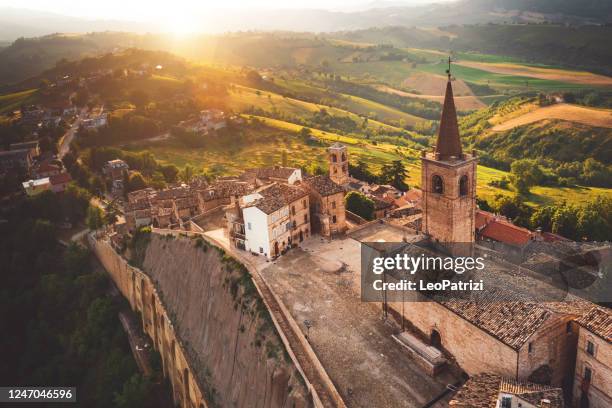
[117,115,611,207]
[490,103,612,131]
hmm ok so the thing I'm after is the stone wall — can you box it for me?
[516,314,578,388]
[573,328,612,408]
[89,232,310,408]
[387,298,519,378]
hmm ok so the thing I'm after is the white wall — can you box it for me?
[288,169,302,185]
[243,206,271,257]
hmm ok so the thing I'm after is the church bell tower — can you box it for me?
[328,142,349,186]
[421,59,477,247]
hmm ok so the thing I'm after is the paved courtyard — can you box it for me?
[260,231,457,408]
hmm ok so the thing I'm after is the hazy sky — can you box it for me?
[0,0,446,19]
[0,0,455,34]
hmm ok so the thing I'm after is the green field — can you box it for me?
[0,89,38,114]
[120,115,610,207]
[226,85,416,132]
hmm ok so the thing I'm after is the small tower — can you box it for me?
[421,59,477,251]
[328,142,349,186]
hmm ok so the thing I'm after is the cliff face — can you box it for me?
[141,234,309,408]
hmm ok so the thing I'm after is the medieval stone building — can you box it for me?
[421,78,477,249]
[328,142,349,186]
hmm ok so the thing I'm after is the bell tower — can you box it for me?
[328,142,349,186]
[421,59,477,248]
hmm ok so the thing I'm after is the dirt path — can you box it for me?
[491,103,612,131]
[376,85,486,111]
[455,61,612,87]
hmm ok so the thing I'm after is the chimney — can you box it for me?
[540,399,551,408]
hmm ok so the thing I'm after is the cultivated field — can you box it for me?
[491,103,612,131]
[455,61,612,87]
[376,84,486,111]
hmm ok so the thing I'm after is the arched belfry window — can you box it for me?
[432,175,444,194]
[459,175,469,196]
[331,154,337,162]
[341,152,347,161]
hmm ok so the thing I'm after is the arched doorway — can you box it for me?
[299,230,304,242]
[430,329,442,349]
[273,241,279,257]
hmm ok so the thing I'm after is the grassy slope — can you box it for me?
[226,85,416,132]
[124,114,610,207]
[0,89,38,114]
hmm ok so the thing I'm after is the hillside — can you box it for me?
[330,25,612,76]
[490,104,612,131]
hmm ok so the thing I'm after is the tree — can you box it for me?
[127,172,147,192]
[281,150,288,167]
[345,191,375,221]
[299,127,312,140]
[86,205,105,230]
[493,195,532,228]
[180,165,194,183]
[114,374,152,408]
[349,160,377,184]
[379,160,409,192]
[510,159,544,194]
[551,203,579,240]
[160,164,179,183]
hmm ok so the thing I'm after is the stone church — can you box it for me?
[385,73,593,392]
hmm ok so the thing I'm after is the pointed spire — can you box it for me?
[435,72,462,160]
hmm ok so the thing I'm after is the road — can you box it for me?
[58,107,87,158]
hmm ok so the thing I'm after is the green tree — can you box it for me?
[551,203,580,240]
[160,164,179,183]
[180,165,194,183]
[379,160,409,192]
[345,191,375,221]
[510,159,544,194]
[127,172,147,192]
[86,205,105,230]
[113,374,152,408]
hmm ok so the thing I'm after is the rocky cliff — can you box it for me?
[140,233,310,408]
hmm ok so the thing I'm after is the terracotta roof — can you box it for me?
[329,142,345,149]
[175,196,198,210]
[479,218,533,246]
[200,180,251,202]
[403,188,422,203]
[49,172,72,185]
[435,80,463,160]
[242,166,299,181]
[476,209,496,230]
[304,175,344,197]
[577,306,612,343]
[450,373,564,408]
[371,195,393,210]
[441,297,550,350]
[250,183,308,214]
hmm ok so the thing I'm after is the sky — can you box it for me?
[0,0,456,35]
[0,0,442,19]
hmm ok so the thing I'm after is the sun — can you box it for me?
[164,12,200,36]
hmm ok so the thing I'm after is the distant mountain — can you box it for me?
[0,8,153,41]
[1,1,610,42]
